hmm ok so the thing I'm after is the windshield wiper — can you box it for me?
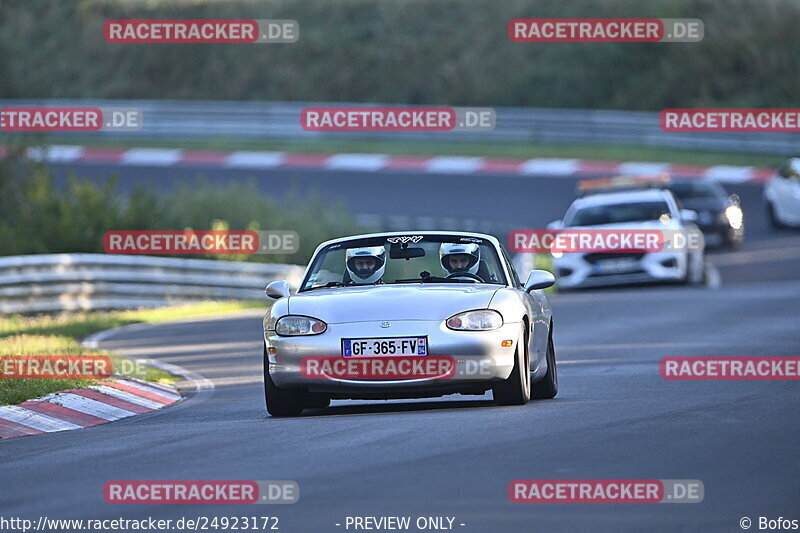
[301,281,387,292]
[393,276,477,284]
[300,281,349,292]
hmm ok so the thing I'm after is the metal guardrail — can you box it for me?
[2,99,798,155]
[0,254,306,314]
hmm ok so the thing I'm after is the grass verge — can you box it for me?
[0,301,263,405]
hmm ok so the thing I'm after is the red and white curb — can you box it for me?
[0,377,182,439]
[6,145,776,183]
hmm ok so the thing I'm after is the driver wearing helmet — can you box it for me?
[440,242,495,282]
[344,246,386,285]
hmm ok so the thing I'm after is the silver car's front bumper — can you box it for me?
[265,319,521,395]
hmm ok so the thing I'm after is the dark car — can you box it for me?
[668,180,744,248]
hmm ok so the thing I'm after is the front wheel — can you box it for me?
[688,253,706,286]
[492,325,531,405]
[767,201,785,229]
[532,324,558,399]
[304,394,331,409]
[263,345,305,417]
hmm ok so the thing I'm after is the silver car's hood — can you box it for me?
[288,284,500,323]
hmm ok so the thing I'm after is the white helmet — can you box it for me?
[440,242,480,276]
[345,246,386,284]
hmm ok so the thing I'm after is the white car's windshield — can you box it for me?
[300,235,507,291]
[566,201,671,227]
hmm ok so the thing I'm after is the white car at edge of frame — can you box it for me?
[765,158,800,228]
[262,231,558,417]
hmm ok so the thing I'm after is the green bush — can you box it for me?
[0,149,364,264]
[0,0,798,109]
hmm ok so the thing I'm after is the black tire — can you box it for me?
[532,324,558,399]
[689,254,706,286]
[767,202,784,229]
[725,229,743,249]
[492,325,531,406]
[304,393,331,409]
[263,344,305,417]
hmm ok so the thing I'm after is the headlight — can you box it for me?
[725,205,743,229]
[446,310,503,331]
[275,315,327,336]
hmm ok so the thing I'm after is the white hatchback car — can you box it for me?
[549,188,706,289]
[765,158,800,228]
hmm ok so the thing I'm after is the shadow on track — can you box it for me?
[272,398,501,419]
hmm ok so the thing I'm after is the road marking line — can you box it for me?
[0,418,43,437]
[121,148,183,166]
[326,153,388,171]
[98,380,176,404]
[19,400,108,426]
[7,144,775,182]
[71,388,153,414]
[617,161,672,175]
[426,156,484,174]
[704,165,755,183]
[114,378,181,400]
[224,151,284,168]
[0,406,83,432]
[26,145,84,163]
[520,158,579,176]
[89,385,164,409]
[38,392,138,420]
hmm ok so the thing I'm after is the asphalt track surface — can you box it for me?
[3,161,800,532]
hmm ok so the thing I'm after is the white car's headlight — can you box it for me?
[446,310,503,331]
[725,205,743,229]
[275,315,327,336]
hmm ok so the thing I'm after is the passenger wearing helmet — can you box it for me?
[440,242,495,282]
[344,246,386,285]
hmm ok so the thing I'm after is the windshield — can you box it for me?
[300,235,507,291]
[566,201,671,226]
[669,181,725,200]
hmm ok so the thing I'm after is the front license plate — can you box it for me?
[594,258,638,274]
[342,337,428,357]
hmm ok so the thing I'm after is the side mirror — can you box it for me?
[524,270,555,292]
[265,280,290,300]
[546,219,563,230]
[680,209,698,223]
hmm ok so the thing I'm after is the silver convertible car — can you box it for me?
[262,231,558,416]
